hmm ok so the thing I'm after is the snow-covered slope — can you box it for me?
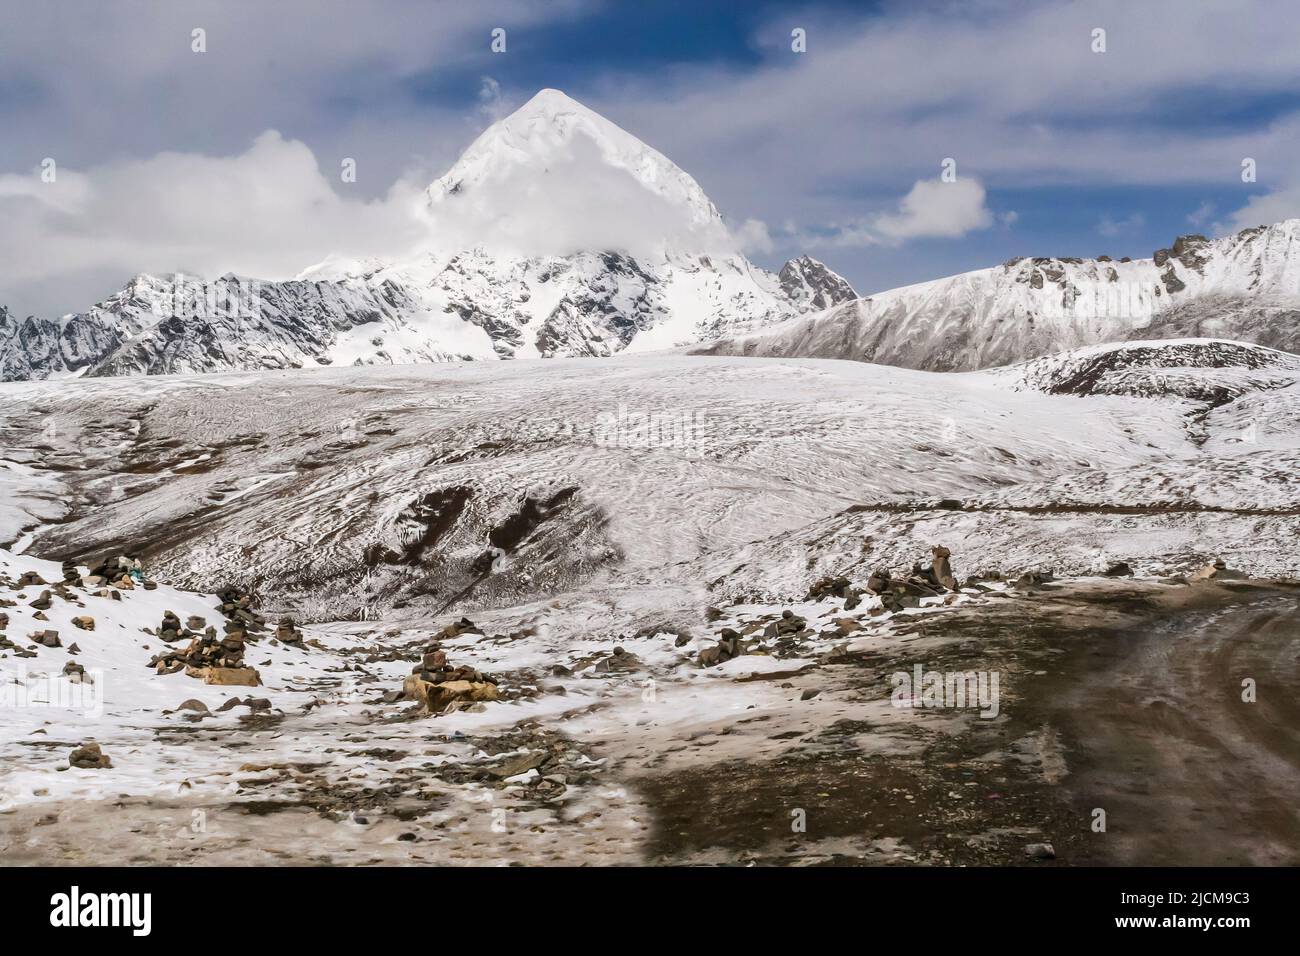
[0,90,855,381]
[700,221,1300,371]
[5,341,1298,621]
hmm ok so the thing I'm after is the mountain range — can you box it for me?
[701,219,1300,370]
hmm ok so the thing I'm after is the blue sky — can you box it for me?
[1,0,1298,314]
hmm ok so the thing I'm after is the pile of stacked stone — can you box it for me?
[60,559,82,588]
[805,575,862,610]
[863,546,961,612]
[274,616,304,646]
[147,608,260,686]
[215,586,269,640]
[83,555,155,591]
[401,618,499,714]
[0,609,29,657]
[697,626,748,667]
[63,659,92,684]
[765,609,811,655]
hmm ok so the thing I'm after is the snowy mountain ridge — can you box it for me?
[700,219,1300,371]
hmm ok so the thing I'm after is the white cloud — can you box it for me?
[1097,212,1146,237]
[729,217,774,255]
[1187,201,1216,227]
[600,0,1300,256]
[873,178,994,241]
[1224,185,1300,233]
[0,132,431,316]
[802,177,995,249]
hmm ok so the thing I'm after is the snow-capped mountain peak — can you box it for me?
[425,88,722,234]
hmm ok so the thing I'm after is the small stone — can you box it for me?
[1024,842,1056,860]
[69,741,112,770]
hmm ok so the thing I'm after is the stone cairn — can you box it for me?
[83,555,155,591]
[146,586,269,687]
[401,617,499,714]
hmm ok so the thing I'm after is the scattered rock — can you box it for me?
[1015,570,1055,588]
[71,615,95,631]
[31,630,61,648]
[69,742,112,770]
[1023,842,1056,861]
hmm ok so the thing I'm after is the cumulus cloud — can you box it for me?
[1224,185,1300,234]
[0,132,431,316]
[802,177,995,249]
[873,178,994,241]
[0,120,767,317]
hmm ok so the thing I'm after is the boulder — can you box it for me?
[402,674,498,713]
[69,742,112,770]
[198,666,262,687]
[71,616,95,631]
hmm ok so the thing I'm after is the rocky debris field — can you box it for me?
[5,533,1294,865]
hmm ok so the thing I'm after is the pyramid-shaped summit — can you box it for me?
[425,88,722,230]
